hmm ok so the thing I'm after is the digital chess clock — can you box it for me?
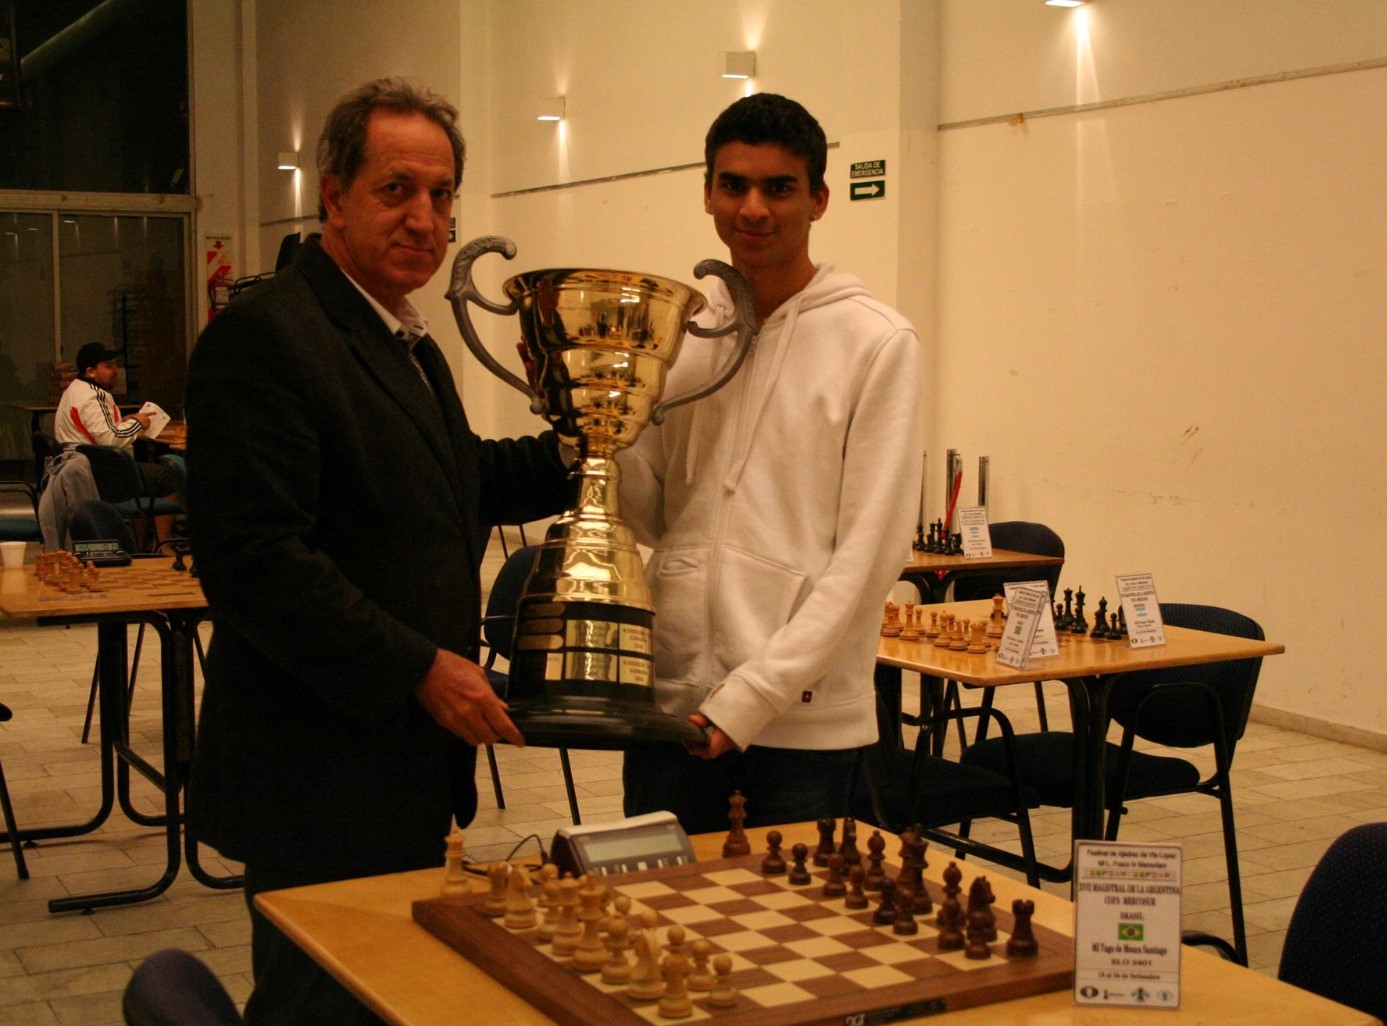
[550,810,695,877]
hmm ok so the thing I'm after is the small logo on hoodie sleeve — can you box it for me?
[800,690,813,704]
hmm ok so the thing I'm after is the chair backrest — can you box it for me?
[32,432,63,485]
[76,444,145,504]
[1107,603,1264,750]
[1277,822,1387,1024]
[159,453,188,496]
[482,545,543,659]
[952,521,1065,602]
[68,499,139,554]
[122,948,243,1026]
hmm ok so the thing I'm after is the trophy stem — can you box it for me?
[502,456,702,749]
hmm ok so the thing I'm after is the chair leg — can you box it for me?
[0,760,29,879]
[484,744,506,809]
[82,623,143,745]
[559,748,581,825]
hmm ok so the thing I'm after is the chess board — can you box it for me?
[413,853,1073,1026]
[1,557,205,618]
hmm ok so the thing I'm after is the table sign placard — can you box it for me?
[1117,572,1165,648]
[1074,840,1183,1009]
[995,583,1048,668]
[1003,580,1060,658]
[957,506,992,558]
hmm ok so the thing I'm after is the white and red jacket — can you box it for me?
[54,378,142,450]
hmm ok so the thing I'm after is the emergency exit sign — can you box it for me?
[849,160,886,201]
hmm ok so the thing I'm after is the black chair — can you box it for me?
[75,444,182,549]
[962,603,1264,962]
[1276,822,1387,1023]
[122,948,242,1025]
[852,668,1042,886]
[0,701,29,879]
[949,520,1065,731]
[479,545,582,824]
[68,500,146,744]
[0,481,41,543]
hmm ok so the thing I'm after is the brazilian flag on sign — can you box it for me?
[1118,923,1144,941]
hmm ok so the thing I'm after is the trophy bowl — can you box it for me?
[449,237,756,749]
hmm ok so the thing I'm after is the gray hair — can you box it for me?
[316,77,466,220]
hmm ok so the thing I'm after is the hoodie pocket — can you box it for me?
[709,546,806,680]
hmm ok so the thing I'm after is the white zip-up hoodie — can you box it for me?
[617,264,926,751]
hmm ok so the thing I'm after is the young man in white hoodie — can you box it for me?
[618,94,926,835]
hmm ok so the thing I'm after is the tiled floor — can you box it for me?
[2,540,1386,1023]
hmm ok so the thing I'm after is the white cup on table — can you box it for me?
[1,541,27,569]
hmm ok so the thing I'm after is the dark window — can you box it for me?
[0,0,190,194]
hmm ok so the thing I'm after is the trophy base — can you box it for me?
[505,696,705,751]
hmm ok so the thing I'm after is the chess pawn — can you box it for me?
[788,843,811,885]
[687,939,716,992]
[762,829,787,875]
[822,853,847,899]
[892,885,919,936]
[925,610,940,639]
[964,905,993,959]
[844,864,869,910]
[600,915,633,985]
[707,954,739,1009]
[950,619,969,651]
[864,831,887,891]
[551,876,583,957]
[481,861,508,918]
[537,875,562,942]
[873,877,898,926]
[967,620,988,654]
[657,926,694,1019]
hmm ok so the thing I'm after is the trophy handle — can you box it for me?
[445,235,541,411]
[651,260,758,424]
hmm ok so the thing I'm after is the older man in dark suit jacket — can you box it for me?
[186,79,570,1026]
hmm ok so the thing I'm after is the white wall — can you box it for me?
[935,0,1387,741]
[215,0,1387,743]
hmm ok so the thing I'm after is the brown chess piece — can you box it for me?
[722,790,751,857]
[873,877,898,926]
[838,818,860,867]
[761,829,787,875]
[813,817,837,867]
[787,843,811,885]
[822,853,847,898]
[1006,899,1038,957]
[864,831,887,891]
[844,864,869,910]
[892,884,919,935]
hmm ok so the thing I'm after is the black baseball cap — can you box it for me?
[75,343,126,375]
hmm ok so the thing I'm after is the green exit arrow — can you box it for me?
[850,180,885,201]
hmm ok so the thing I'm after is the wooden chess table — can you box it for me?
[0,555,242,911]
[899,549,1064,603]
[254,824,1376,1026]
[877,599,1285,882]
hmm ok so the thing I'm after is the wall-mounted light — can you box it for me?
[721,52,757,79]
[536,97,566,122]
[277,151,299,171]
[1044,1,1086,7]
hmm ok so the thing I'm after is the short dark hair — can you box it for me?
[315,77,466,220]
[704,93,828,194]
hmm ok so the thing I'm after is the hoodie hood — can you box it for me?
[685,263,871,488]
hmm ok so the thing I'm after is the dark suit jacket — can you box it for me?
[185,236,569,876]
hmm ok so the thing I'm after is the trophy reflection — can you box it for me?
[448,236,757,748]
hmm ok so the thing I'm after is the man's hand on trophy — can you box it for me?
[415,648,525,748]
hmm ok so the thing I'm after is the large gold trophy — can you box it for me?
[449,236,757,748]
